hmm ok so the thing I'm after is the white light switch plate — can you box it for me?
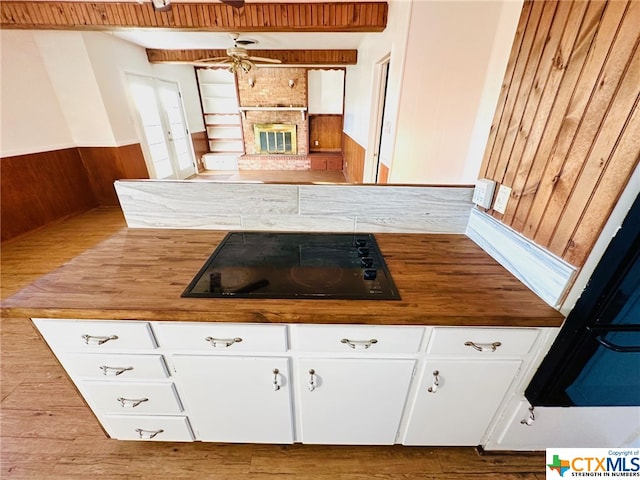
[494,185,512,214]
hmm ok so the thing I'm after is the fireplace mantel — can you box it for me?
[239,106,307,120]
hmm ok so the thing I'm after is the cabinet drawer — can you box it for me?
[290,325,425,353]
[60,353,169,380]
[101,415,194,441]
[152,322,288,352]
[33,318,156,352]
[81,381,183,414]
[426,328,539,356]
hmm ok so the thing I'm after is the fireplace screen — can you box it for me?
[254,124,297,154]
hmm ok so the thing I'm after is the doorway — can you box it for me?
[126,74,196,179]
[371,55,391,184]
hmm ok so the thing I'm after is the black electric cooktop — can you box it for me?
[181,232,400,300]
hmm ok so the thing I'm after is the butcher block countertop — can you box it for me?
[1,228,564,327]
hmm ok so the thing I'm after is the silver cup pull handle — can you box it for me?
[464,341,502,352]
[427,370,440,393]
[82,334,118,346]
[205,336,243,348]
[308,369,316,392]
[341,338,378,349]
[135,428,164,439]
[100,365,134,376]
[117,397,149,408]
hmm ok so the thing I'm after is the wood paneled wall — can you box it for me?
[309,115,343,152]
[78,144,148,205]
[480,0,640,268]
[1,149,98,242]
[191,130,209,171]
[343,132,366,183]
[1,143,148,242]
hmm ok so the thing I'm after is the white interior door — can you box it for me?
[127,75,196,179]
[157,80,196,179]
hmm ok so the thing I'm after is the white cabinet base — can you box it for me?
[485,399,640,450]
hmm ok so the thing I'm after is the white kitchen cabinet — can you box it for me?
[102,414,194,441]
[485,398,640,450]
[402,359,521,445]
[32,318,194,443]
[170,355,294,443]
[296,358,415,445]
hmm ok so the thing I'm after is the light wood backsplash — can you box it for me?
[479,0,640,268]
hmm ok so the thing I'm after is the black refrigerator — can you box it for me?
[525,194,640,407]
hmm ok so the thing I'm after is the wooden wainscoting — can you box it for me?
[479,0,640,267]
[1,143,148,242]
[78,144,149,205]
[0,149,99,242]
[378,163,390,184]
[191,130,209,171]
[343,132,366,183]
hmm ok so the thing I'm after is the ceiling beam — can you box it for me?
[0,2,388,32]
[147,48,358,65]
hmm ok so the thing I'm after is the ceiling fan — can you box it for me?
[194,33,282,73]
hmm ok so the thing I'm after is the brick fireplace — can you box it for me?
[236,67,309,170]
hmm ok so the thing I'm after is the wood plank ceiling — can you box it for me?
[0,1,386,65]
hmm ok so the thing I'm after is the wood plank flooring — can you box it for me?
[1,207,546,479]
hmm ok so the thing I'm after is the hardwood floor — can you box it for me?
[1,207,546,479]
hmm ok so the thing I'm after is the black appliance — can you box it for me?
[182,232,401,300]
[525,194,640,407]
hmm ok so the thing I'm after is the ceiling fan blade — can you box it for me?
[220,0,245,8]
[247,56,282,64]
[196,57,231,63]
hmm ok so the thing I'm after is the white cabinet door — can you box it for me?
[297,358,415,445]
[171,355,293,443]
[403,359,521,446]
[487,399,640,450]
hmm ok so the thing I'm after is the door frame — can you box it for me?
[365,53,391,184]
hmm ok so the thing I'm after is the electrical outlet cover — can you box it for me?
[494,185,512,214]
[472,179,496,209]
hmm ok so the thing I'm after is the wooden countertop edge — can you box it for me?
[1,306,565,328]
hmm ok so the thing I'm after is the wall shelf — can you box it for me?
[239,106,307,120]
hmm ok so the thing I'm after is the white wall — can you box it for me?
[343,0,522,185]
[0,30,74,157]
[0,30,205,157]
[390,0,522,185]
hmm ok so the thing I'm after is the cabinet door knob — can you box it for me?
[100,365,134,376]
[117,397,149,408]
[135,428,164,439]
[204,336,243,348]
[464,341,502,352]
[308,369,316,391]
[82,334,118,346]
[427,370,440,393]
[340,338,378,349]
[520,406,535,426]
[272,368,281,391]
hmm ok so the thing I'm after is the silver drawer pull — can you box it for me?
[520,406,535,426]
[341,338,378,349]
[273,368,281,391]
[100,365,134,376]
[464,341,502,352]
[205,336,243,348]
[82,334,118,346]
[117,397,149,408]
[427,370,440,393]
[135,428,164,439]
